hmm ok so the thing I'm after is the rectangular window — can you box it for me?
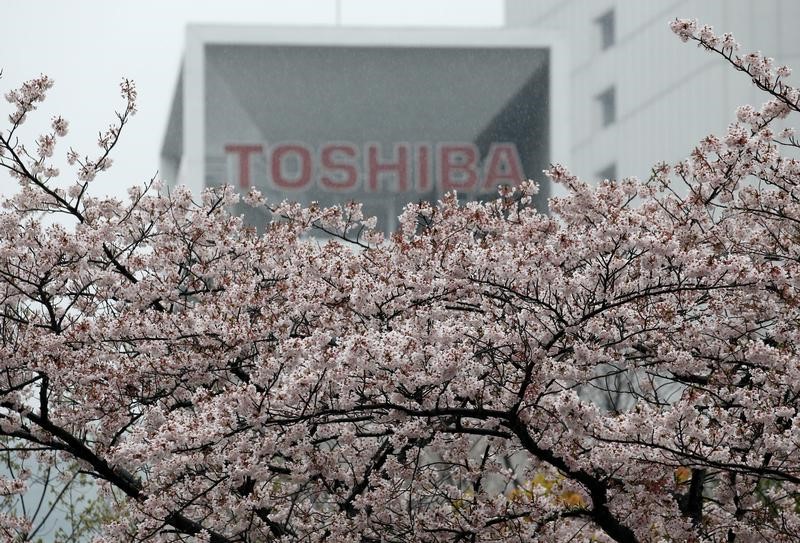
[596,86,616,127]
[596,9,615,50]
[597,162,617,182]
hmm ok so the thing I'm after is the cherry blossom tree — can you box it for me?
[1,20,800,542]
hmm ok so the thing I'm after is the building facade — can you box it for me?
[506,0,800,183]
[161,25,568,230]
[162,0,800,229]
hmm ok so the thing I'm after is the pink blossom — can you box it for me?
[36,133,55,158]
[1,20,800,543]
[51,115,68,137]
[669,18,697,42]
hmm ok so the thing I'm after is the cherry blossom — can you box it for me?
[1,20,800,543]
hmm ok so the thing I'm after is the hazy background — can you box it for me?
[0,0,504,199]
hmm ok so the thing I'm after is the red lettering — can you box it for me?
[416,144,431,192]
[224,141,524,194]
[439,144,478,191]
[271,143,312,190]
[224,144,263,189]
[367,143,410,192]
[320,144,358,191]
[483,143,524,190]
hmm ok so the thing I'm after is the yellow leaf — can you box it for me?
[559,491,586,508]
[531,472,555,492]
[674,466,692,484]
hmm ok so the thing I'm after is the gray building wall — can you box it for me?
[506,0,800,183]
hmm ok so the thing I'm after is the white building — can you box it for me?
[161,25,569,230]
[506,0,800,182]
[161,0,800,228]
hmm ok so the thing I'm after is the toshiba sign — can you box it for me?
[162,26,567,230]
[223,142,524,193]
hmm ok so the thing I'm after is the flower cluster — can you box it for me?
[4,74,53,126]
[671,18,798,119]
[1,20,800,543]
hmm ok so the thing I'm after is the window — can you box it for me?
[596,9,615,50]
[596,86,616,127]
[597,162,617,182]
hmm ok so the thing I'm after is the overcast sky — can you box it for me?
[1,0,504,199]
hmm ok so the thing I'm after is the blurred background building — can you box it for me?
[161,25,567,229]
[161,0,800,229]
[506,0,800,186]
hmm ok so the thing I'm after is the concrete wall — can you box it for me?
[506,0,800,183]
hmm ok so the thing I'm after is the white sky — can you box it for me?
[1,0,504,199]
